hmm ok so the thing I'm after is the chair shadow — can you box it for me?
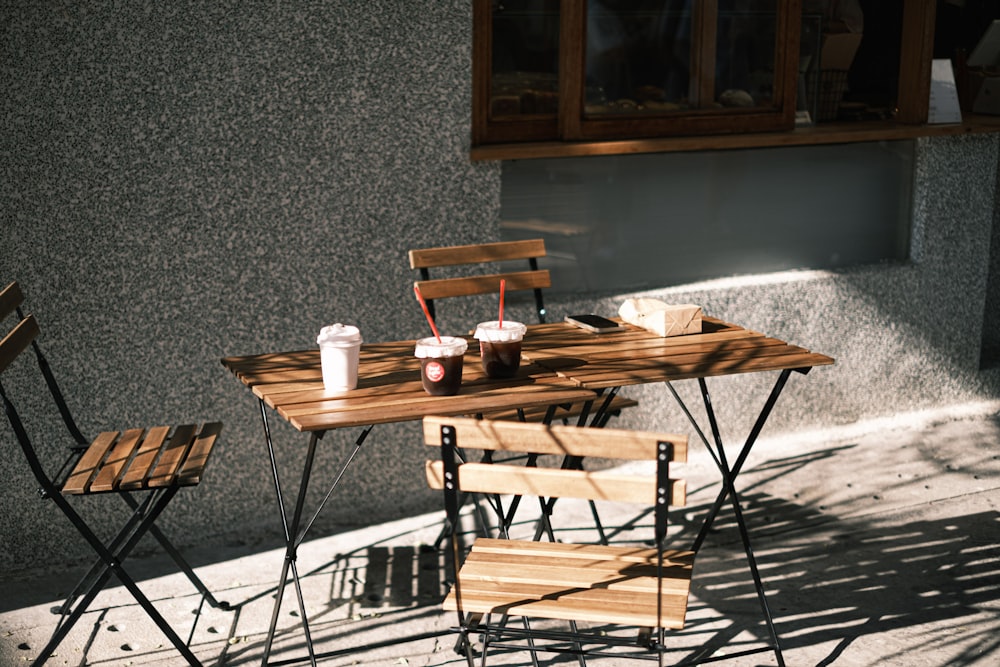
[8,440,999,667]
[267,486,1000,667]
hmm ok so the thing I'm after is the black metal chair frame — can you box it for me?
[0,283,229,667]
[412,241,549,325]
[410,239,639,550]
[430,418,694,667]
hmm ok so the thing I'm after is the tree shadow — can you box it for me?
[672,494,1000,666]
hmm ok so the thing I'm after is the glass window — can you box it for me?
[491,0,561,122]
[475,0,800,145]
[584,0,781,116]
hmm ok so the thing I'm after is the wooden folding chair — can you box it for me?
[424,415,695,666]
[0,281,228,667]
[409,238,638,425]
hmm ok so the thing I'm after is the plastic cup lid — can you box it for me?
[414,336,468,358]
[317,323,362,346]
[474,321,526,342]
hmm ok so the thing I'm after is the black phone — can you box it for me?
[565,314,621,333]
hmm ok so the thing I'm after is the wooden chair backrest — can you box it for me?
[409,239,551,320]
[423,415,687,507]
[0,282,37,375]
[1,281,221,496]
[0,281,24,320]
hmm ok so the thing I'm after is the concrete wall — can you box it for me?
[2,2,999,571]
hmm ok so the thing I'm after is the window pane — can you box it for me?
[714,7,779,106]
[584,0,781,115]
[491,0,561,120]
[499,141,914,293]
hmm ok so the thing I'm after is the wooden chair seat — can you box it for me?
[63,423,222,495]
[1,281,228,667]
[425,416,692,664]
[443,537,694,629]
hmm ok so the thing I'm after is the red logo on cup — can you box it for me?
[425,360,446,383]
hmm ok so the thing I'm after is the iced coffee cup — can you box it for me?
[414,336,468,396]
[317,323,362,391]
[474,320,526,379]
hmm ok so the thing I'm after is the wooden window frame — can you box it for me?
[559,0,801,141]
[476,0,802,145]
[471,0,999,161]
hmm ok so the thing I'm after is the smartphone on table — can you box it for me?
[565,314,621,333]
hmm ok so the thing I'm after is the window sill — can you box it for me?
[469,114,1000,161]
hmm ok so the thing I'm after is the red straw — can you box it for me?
[499,279,506,328]
[413,285,442,343]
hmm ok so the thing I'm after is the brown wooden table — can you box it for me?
[222,337,596,666]
[223,318,832,667]
[520,315,834,667]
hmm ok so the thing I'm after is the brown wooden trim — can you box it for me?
[774,0,803,126]
[474,0,560,144]
[689,0,718,109]
[497,0,801,143]
[470,115,1000,161]
[472,0,488,146]
[565,107,795,141]
[558,0,584,139]
[896,0,937,124]
[472,1,960,152]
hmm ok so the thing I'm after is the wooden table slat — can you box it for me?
[221,316,833,431]
[560,352,835,389]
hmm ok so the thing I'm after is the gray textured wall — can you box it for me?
[2,2,999,572]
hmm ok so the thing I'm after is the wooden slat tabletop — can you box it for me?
[521,316,835,390]
[222,337,597,432]
[222,317,833,431]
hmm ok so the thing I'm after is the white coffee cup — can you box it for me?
[317,323,362,391]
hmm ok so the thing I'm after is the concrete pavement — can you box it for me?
[2,403,999,666]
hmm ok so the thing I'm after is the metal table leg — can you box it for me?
[666,370,797,667]
[257,399,373,667]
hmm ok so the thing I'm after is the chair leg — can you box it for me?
[49,494,155,616]
[454,613,482,667]
[587,498,609,545]
[37,558,118,666]
[119,492,230,610]
[522,616,542,667]
[567,619,587,667]
[456,629,477,667]
[35,489,205,667]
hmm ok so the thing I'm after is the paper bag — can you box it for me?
[619,298,702,337]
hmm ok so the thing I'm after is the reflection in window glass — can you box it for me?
[500,141,914,294]
[491,0,560,120]
[584,0,780,115]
